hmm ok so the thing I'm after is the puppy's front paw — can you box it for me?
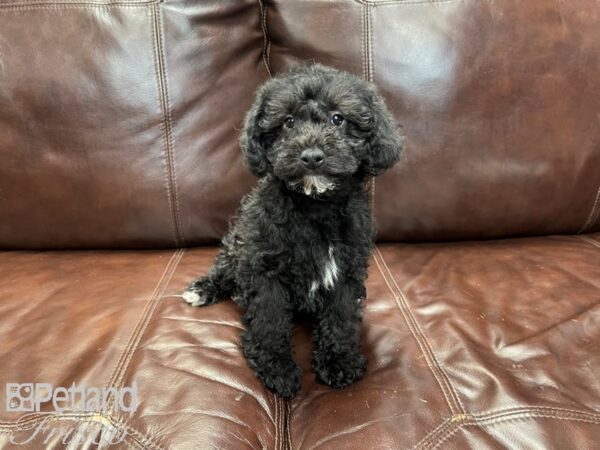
[313,351,367,389]
[182,289,206,306]
[182,277,219,307]
[247,356,302,399]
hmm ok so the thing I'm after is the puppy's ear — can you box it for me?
[362,90,404,176]
[240,83,274,178]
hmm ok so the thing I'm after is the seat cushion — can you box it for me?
[0,248,281,448]
[0,234,599,448]
[289,234,600,449]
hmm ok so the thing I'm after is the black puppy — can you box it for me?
[183,63,403,398]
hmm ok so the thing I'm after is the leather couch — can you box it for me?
[1,0,599,448]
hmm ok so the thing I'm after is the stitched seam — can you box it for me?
[0,413,164,450]
[0,2,154,10]
[472,405,600,420]
[420,424,457,450]
[475,412,600,426]
[415,409,600,449]
[278,398,284,450]
[274,397,280,450]
[353,0,462,6]
[105,249,184,416]
[280,398,286,450]
[102,249,181,402]
[152,3,184,247]
[0,0,154,5]
[279,399,291,450]
[156,3,184,247]
[102,248,181,407]
[579,235,600,249]
[285,400,292,450]
[362,3,377,220]
[365,4,376,216]
[423,409,600,450]
[578,186,600,233]
[115,416,163,450]
[151,3,177,246]
[125,438,143,450]
[377,247,467,414]
[280,397,285,450]
[277,398,282,450]
[373,250,457,415]
[366,5,373,84]
[360,6,367,80]
[374,247,464,415]
[364,5,371,81]
[372,241,600,446]
[412,418,453,450]
[258,0,272,77]
[108,249,185,413]
[103,248,185,449]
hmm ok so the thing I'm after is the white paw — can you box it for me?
[182,290,205,307]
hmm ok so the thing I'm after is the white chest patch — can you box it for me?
[309,246,339,296]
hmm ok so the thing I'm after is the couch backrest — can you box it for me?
[0,0,264,249]
[1,0,599,249]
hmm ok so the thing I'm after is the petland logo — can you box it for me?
[6,383,138,446]
[6,382,138,414]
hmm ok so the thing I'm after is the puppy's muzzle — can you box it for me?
[300,148,325,170]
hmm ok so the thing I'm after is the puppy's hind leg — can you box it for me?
[183,249,236,307]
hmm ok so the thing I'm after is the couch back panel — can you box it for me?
[267,0,600,241]
[1,0,599,249]
[0,0,265,249]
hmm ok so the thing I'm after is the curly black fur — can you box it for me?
[183,63,403,398]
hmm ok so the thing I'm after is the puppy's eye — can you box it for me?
[330,113,344,126]
[284,116,295,128]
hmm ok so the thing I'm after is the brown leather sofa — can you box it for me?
[1,0,599,448]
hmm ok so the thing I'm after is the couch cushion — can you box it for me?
[267,0,600,241]
[288,234,600,448]
[1,235,599,448]
[0,0,266,249]
[0,248,279,448]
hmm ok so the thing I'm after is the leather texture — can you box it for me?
[1,235,599,448]
[267,0,600,242]
[0,0,599,448]
[0,0,265,249]
[1,0,599,248]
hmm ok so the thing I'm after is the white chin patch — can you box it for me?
[301,176,336,196]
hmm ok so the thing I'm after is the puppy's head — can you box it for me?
[240,63,403,196]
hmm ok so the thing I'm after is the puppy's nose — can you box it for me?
[300,149,325,169]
